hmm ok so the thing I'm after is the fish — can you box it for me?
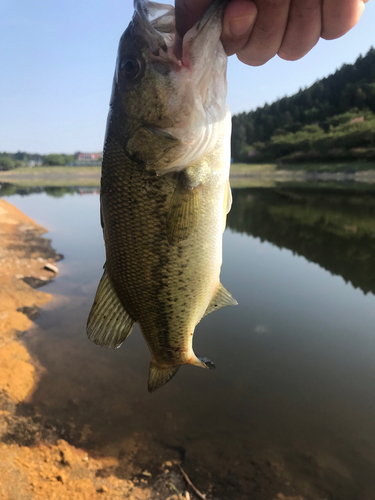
[87,0,237,393]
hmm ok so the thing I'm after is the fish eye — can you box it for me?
[120,56,140,79]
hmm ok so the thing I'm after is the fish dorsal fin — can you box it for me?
[203,282,238,317]
[167,177,201,245]
[87,268,135,349]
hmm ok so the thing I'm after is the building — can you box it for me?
[75,153,102,166]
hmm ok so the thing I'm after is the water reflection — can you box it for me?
[228,187,375,295]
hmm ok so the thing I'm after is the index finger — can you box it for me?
[175,0,212,37]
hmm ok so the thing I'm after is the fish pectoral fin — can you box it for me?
[203,282,238,317]
[167,177,201,245]
[148,362,180,393]
[126,126,179,170]
[87,268,135,349]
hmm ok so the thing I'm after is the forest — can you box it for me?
[231,47,375,164]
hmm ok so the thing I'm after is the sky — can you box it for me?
[1,0,374,154]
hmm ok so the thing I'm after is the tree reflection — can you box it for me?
[228,187,375,295]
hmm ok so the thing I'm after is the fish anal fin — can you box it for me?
[203,282,238,318]
[87,268,135,349]
[167,177,201,245]
[148,361,180,393]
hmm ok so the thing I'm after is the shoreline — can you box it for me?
[2,166,375,191]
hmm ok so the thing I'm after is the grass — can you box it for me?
[230,163,277,175]
[278,161,375,173]
[0,166,101,187]
[2,163,375,190]
[0,166,101,176]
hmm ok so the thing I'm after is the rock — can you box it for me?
[17,305,40,320]
[58,443,75,467]
[44,263,58,274]
[97,485,108,493]
[22,276,49,289]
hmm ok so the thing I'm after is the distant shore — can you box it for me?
[0,166,101,187]
[2,163,375,190]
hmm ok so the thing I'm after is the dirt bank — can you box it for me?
[0,200,60,403]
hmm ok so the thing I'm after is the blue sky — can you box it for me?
[1,0,374,154]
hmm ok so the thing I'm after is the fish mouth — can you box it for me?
[133,0,226,69]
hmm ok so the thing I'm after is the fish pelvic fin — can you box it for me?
[148,361,180,393]
[87,267,135,349]
[203,282,238,318]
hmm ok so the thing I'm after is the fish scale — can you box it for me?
[87,0,237,392]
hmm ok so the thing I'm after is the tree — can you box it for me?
[43,154,66,166]
[230,47,375,163]
[0,157,15,171]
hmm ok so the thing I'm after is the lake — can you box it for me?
[2,182,375,500]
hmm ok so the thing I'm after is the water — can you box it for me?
[2,184,375,499]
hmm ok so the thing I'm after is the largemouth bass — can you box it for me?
[87,0,237,392]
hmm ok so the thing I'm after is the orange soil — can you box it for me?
[0,200,54,403]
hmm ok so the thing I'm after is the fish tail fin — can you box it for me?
[190,356,216,370]
[148,361,180,393]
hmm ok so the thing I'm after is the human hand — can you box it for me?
[175,0,368,66]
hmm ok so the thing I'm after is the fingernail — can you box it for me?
[229,15,254,37]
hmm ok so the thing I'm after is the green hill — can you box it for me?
[232,47,375,165]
